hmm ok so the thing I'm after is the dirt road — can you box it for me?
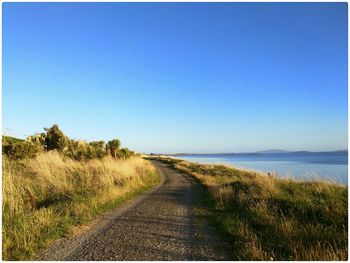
[40,160,227,260]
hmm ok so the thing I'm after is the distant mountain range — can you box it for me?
[158,149,348,156]
[255,149,291,154]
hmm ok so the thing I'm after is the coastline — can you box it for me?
[172,153,348,185]
[148,155,347,260]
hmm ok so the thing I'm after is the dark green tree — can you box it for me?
[44,124,68,151]
[106,139,121,158]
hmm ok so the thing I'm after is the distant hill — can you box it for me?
[255,149,291,154]
[169,149,291,156]
[164,149,347,157]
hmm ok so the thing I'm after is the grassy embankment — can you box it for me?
[152,156,347,261]
[3,151,159,260]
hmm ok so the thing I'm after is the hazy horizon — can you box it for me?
[154,149,349,155]
[3,3,348,153]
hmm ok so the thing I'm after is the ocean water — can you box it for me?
[178,152,348,185]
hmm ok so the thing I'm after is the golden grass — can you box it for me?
[2,151,159,260]
[153,157,348,261]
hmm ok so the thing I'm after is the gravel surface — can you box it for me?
[40,160,228,260]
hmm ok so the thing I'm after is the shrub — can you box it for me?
[26,133,46,149]
[3,125,134,161]
[106,139,121,158]
[64,140,107,161]
[2,135,23,144]
[44,125,68,151]
[89,141,106,159]
[118,147,133,159]
[65,140,82,160]
[3,136,41,160]
[65,140,88,161]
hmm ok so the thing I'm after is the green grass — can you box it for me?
[151,156,348,260]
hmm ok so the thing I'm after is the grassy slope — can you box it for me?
[2,136,24,143]
[2,152,160,260]
[152,156,348,261]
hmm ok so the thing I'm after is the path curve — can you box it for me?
[40,160,227,260]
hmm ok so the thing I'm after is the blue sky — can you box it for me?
[3,2,348,153]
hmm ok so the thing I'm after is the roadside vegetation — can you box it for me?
[152,156,348,261]
[3,124,135,161]
[2,125,159,260]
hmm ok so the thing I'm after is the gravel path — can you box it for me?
[40,160,228,260]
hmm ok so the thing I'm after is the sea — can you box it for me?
[177,151,348,185]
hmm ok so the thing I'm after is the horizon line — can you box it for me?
[150,149,349,155]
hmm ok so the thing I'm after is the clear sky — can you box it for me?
[3,2,348,153]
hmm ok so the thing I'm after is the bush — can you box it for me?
[44,125,68,151]
[65,140,107,161]
[118,148,133,159]
[89,141,106,159]
[65,140,84,160]
[65,140,87,161]
[106,139,121,158]
[3,125,134,161]
[3,136,41,160]
[26,133,46,148]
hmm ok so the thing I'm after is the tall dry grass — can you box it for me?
[153,157,348,261]
[3,151,159,260]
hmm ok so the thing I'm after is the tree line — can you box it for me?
[3,124,135,160]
